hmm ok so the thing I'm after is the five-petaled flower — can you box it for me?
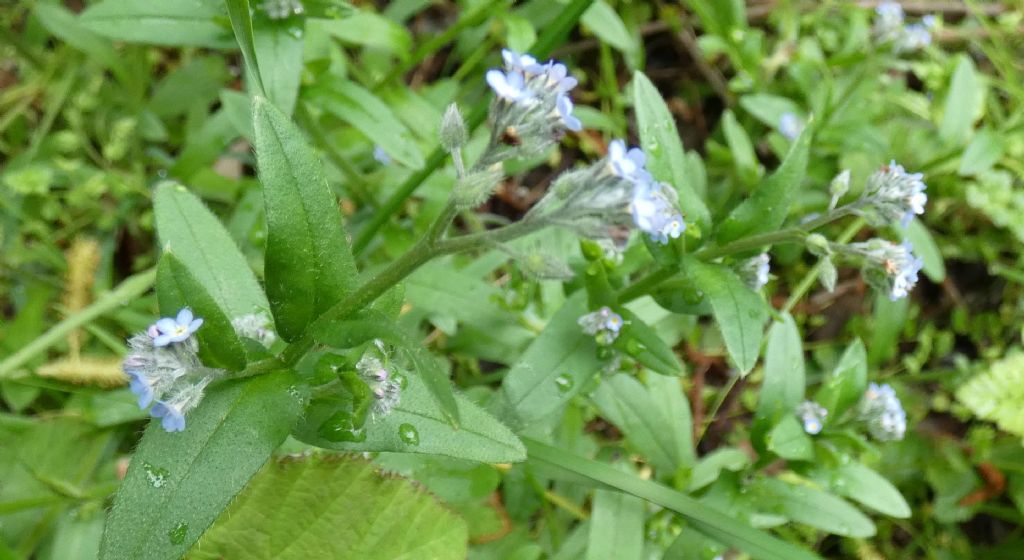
[150,308,204,347]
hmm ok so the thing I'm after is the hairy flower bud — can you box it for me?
[452,168,504,210]
[828,169,851,210]
[440,103,467,153]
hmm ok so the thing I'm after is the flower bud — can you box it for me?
[819,256,838,293]
[452,168,503,209]
[828,169,851,210]
[439,103,467,153]
[806,233,831,257]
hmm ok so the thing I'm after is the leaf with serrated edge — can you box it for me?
[187,454,467,560]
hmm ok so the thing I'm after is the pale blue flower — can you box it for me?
[739,253,771,290]
[630,181,685,244]
[873,2,905,42]
[859,382,907,441]
[898,22,932,52]
[542,62,578,93]
[607,140,652,183]
[845,239,923,300]
[373,145,391,166]
[151,308,203,347]
[126,369,157,408]
[863,160,927,227]
[556,94,582,132]
[578,306,624,345]
[796,401,827,435]
[501,49,543,74]
[486,69,535,103]
[151,377,211,433]
[778,112,802,140]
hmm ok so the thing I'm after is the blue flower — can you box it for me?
[889,242,923,300]
[501,49,543,74]
[859,383,907,441]
[778,112,802,140]
[151,308,203,347]
[738,253,771,291]
[630,181,685,244]
[845,239,923,300]
[373,145,391,166]
[151,400,186,432]
[542,62,578,93]
[126,369,157,408]
[607,140,651,183]
[863,160,927,227]
[486,69,535,103]
[150,377,211,433]
[578,306,625,345]
[796,401,828,435]
[556,94,582,132]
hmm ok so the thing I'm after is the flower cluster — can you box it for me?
[873,2,936,53]
[123,309,218,432]
[482,50,581,164]
[610,140,687,244]
[796,400,828,435]
[860,160,927,227]
[841,239,923,301]
[258,0,304,20]
[231,313,277,348]
[578,306,624,346]
[356,355,402,419]
[737,253,771,291]
[858,383,907,441]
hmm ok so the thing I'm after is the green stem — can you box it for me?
[0,268,157,379]
[782,218,865,313]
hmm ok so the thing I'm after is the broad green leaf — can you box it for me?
[43,510,104,560]
[253,97,358,341]
[33,4,129,84]
[756,313,805,423]
[99,372,302,560]
[721,109,760,182]
[587,488,644,560]
[819,462,911,519]
[592,374,693,473]
[525,439,822,560]
[308,78,424,169]
[156,254,247,371]
[79,0,234,48]
[187,455,467,560]
[632,71,711,231]
[958,127,1004,176]
[903,219,945,282]
[716,122,812,244]
[940,55,984,146]
[253,18,304,115]
[814,339,867,421]
[867,292,908,366]
[153,182,269,320]
[688,447,750,491]
[148,57,228,119]
[492,292,602,429]
[614,308,683,375]
[766,416,814,461]
[686,259,766,374]
[312,312,460,427]
[293,366,524,463]
[752,478,875,538]
[313,11,412,57]
[582,1,635,55]
[739,94,802,128]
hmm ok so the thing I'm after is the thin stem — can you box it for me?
[695,371,740,447]
[783,218,865,313]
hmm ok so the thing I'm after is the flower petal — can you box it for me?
[155,318,178,333]
[176,308,193,325]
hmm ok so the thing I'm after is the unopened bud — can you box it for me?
[819,256,837,292]
[440,103,467,153]
[452,168,503,209]
[806,233,831,257]
[829,169,851,210]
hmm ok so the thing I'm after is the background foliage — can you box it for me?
[3,0,1024,559]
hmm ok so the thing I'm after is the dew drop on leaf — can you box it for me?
[398,423,420,446]
[168,522,188,545]
[143,462,170,488]
[554,373,574,393]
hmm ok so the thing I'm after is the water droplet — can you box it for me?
[168,522,188,544]
[554,373,574,393]
[398,423,420,446]
[143,462,170,488]
[682,287,704,305]
[625,339,644,356]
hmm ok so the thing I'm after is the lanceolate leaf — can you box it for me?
[253,18,303,115]
[99,372,302,560]
[79,0,234,49]
[614,308,684,376]
[153,182,269,320]
[156,254,247,371]
[756,313,805,423]
[686,259,766,374]
[253,96,358,341]
[188,455,467,560]
[814,339,867,421]
[632,71,711,231]
[752,478,876,538]
[716,122,812,244]
[225,0,264,96]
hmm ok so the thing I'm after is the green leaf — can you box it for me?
[308,78,424,169]
[79,0,234,48]
[716,122,812,244]
[957,351,1024,439]
[293,366,524,463]
[756,313,805,423]
[721,109,760,182]
[813,339,867,422]
[187,455,467,560]
[766,416,814,461]
[154,182,269,320]
[739,94,801,128]
[253,18,304,115]
[940,55,984,146]
[958,127,1004,176]
[903,219,946,283]
[99,372,302,560]
[632,71,711,231]
[822,462,912,519]
[752,478,876,538]
[312,312,460,427]
[253,96,359,341]
[525,439,822,560]
[33,3,129,84]
[592,374,694,473]
[614,308,683,375]
[688,447,750,491]
[225,0,265,96]
[587,488,644,560]
[313,11,412,57]
[686,259,766,374]
[156,254,247,371]
[491,292,602,428]
[582,1,635,55]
